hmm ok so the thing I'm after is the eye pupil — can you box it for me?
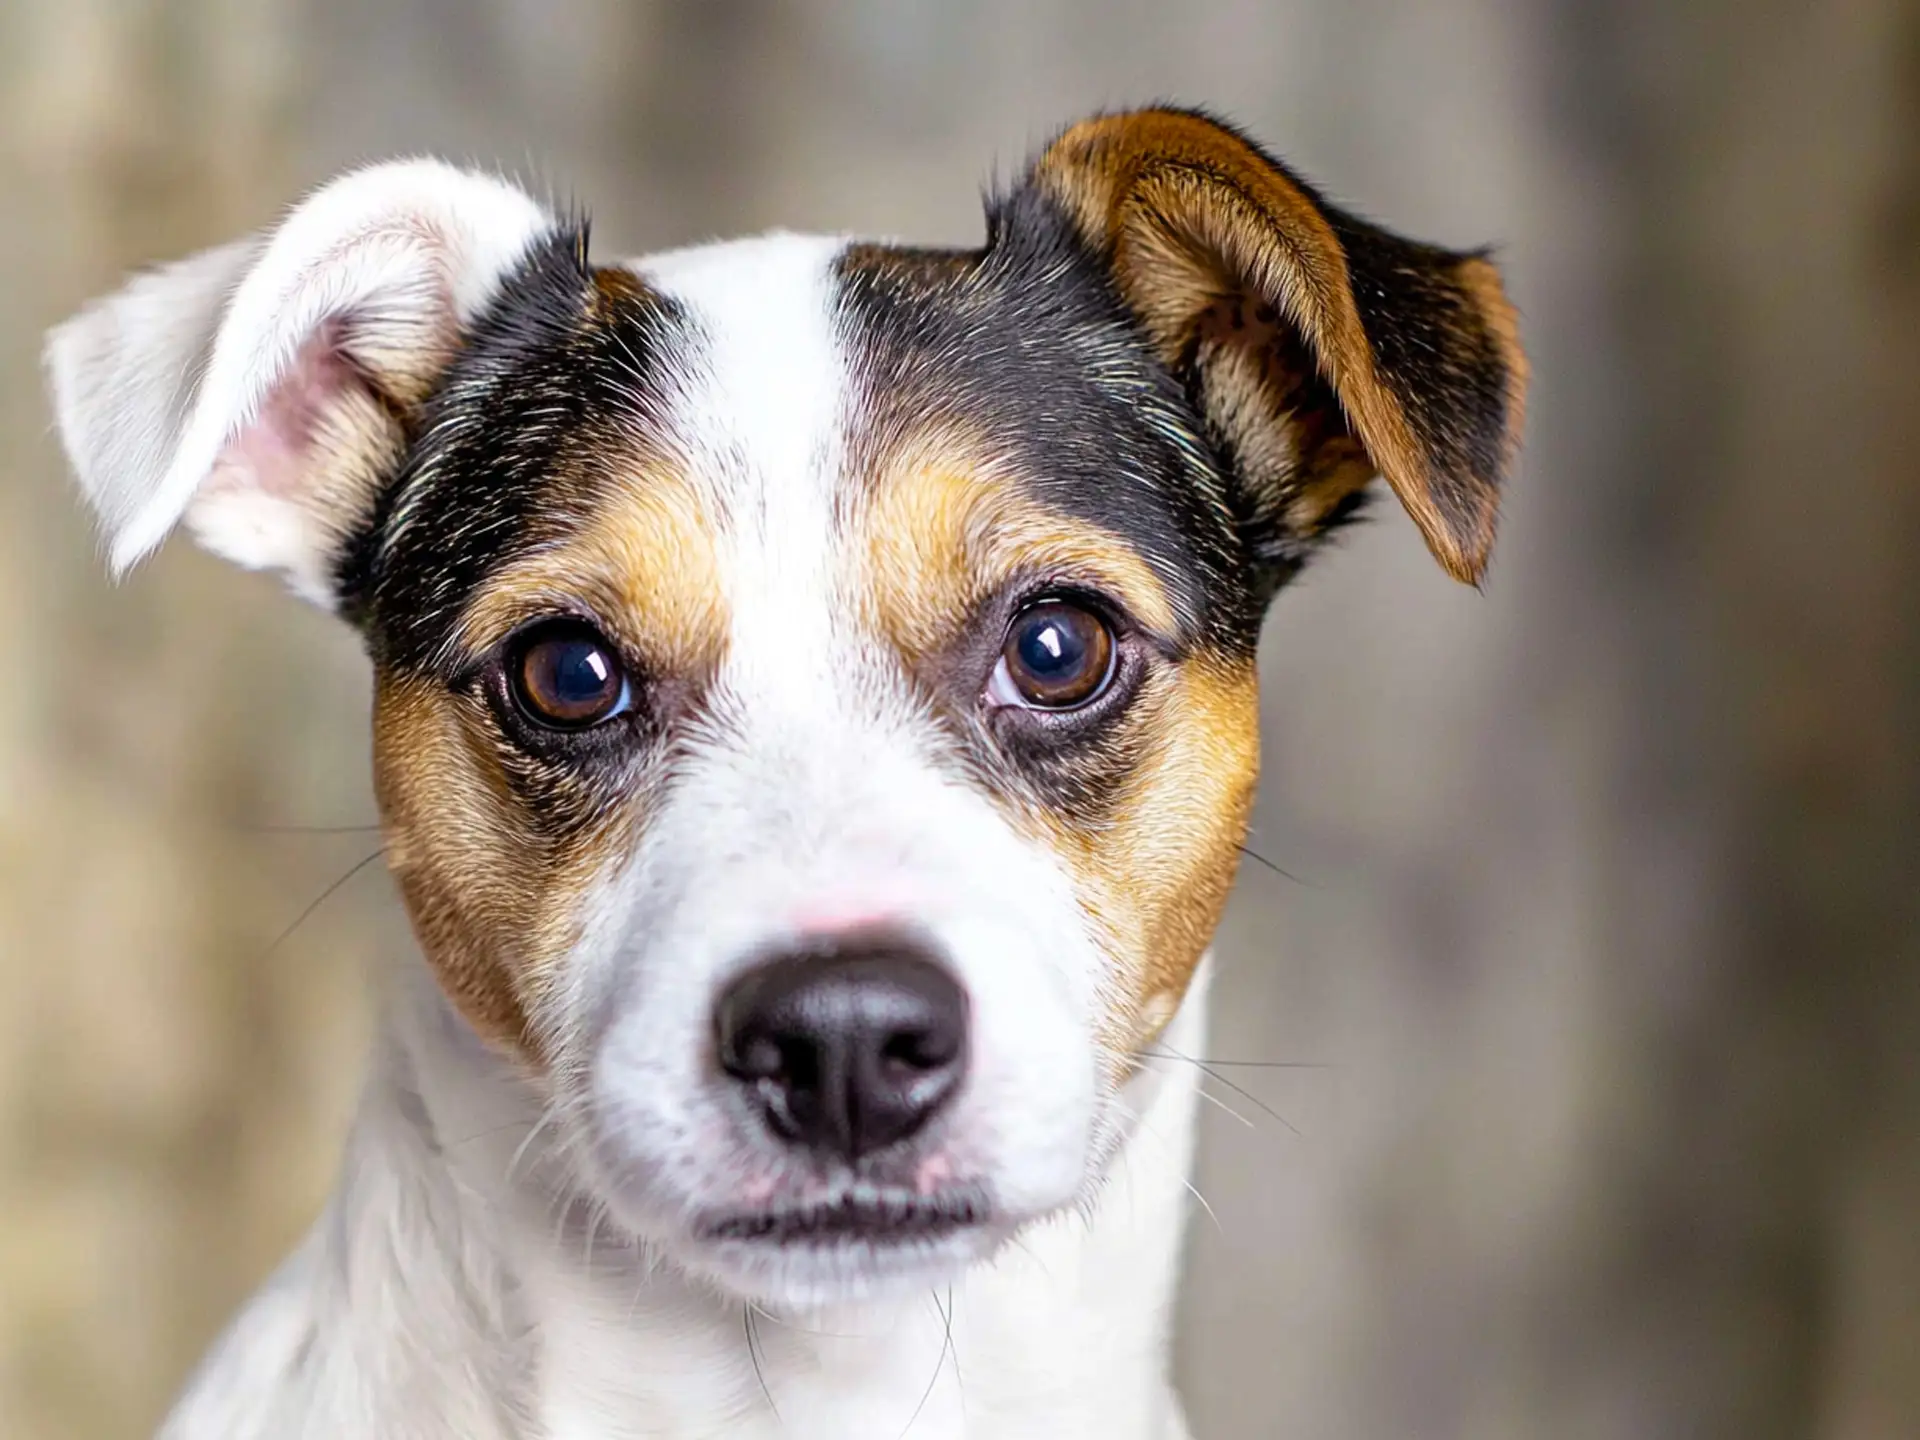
[552,644,612,703]
[1002,601,1114,709]
[511,625,630,728]
[1020,618,1079,675]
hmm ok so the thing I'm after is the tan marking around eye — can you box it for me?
[852,427,1178,661]
[373,673,631,1066]
[457,462,728,674]
[384,459,722,1067]
[849,423,1251,1068]
[1020,655,1260,1068]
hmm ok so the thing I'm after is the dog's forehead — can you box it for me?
[361,223,1252,673]
[631,227,1232,613]
[626,235,856,666]
[626,232,846,491]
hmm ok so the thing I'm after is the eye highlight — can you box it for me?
[988,600,1116,711]
[508,622,632,729]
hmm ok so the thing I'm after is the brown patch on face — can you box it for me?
[375,448,725,1064]
[1026,654,1260,1062]
[846,421,1254,1063]
[853,425,1179,659]
[373,672,633,1064]
[456,460,728,677]
[1028,107,1526,584]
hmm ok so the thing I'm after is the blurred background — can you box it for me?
[1,2,1915,1436]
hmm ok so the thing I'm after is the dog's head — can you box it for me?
[46,110,1524,1308]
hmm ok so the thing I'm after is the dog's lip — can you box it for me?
[699,1184,990,1246]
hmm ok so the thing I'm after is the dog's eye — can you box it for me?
[509,623,632,728]
[989,601,1115,710]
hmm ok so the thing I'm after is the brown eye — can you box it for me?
[991,601,1116,710]
[509,624,631,729]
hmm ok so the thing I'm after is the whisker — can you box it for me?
[508,1099,580,1186]
[581,1198,607,1276]
[940,1286,964,1414]
[260,847,387,961]
[1154,1042,1303,1137]
[439,1118,542,1151]
[1131,1049,1254,1128]
[1183,1080,1256,1131]
[1005,1231,1052,1281]
[899,1289,955,1437]
[1138,1051,1335,1071]
[625,1236,671,1326]
[1114,1096,1225,1237]
[1236,843,1307,886]
[1175,1168,1223,1236]
[745,1304,780,1419]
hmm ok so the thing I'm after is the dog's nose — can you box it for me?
[715,942,968,1163]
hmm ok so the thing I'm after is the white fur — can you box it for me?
[162,954,1205,1440]
[50,185,1208,1440]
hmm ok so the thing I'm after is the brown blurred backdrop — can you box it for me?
[2,2,1916,1437]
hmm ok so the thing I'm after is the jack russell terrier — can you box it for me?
[45,108,1525,1439]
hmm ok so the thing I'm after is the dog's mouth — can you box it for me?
[700,1184,990,1247]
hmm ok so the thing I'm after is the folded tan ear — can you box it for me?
[1027,108,1527,586]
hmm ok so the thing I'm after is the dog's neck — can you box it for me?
[161,954,1207,1440]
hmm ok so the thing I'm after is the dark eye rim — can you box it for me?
[485,616,638,739]
[998,597,1119,711]
[973,585,1159,745]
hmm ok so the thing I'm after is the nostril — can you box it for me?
[880,1026,957,1073]
[729,1033,789,1083]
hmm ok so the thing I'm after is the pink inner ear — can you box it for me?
[209,320,361,501]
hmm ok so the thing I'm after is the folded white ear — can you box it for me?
[45,160,554,606]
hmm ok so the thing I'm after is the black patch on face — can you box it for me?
[831,189,1266,660]
[334,225,697,675]
[833,201,1272,838]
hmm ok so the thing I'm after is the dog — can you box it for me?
[44,108,1525,1439]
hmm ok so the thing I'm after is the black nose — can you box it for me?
[715,941,969,1164]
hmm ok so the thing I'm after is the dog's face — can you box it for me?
[47,110,1524,1308]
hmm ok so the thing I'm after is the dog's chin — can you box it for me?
[677,1185,1007,1310]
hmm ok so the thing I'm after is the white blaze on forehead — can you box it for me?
[632,234,851,713]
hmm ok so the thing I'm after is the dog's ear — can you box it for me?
[1023,108,1527,589]
[44,161,557,607]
